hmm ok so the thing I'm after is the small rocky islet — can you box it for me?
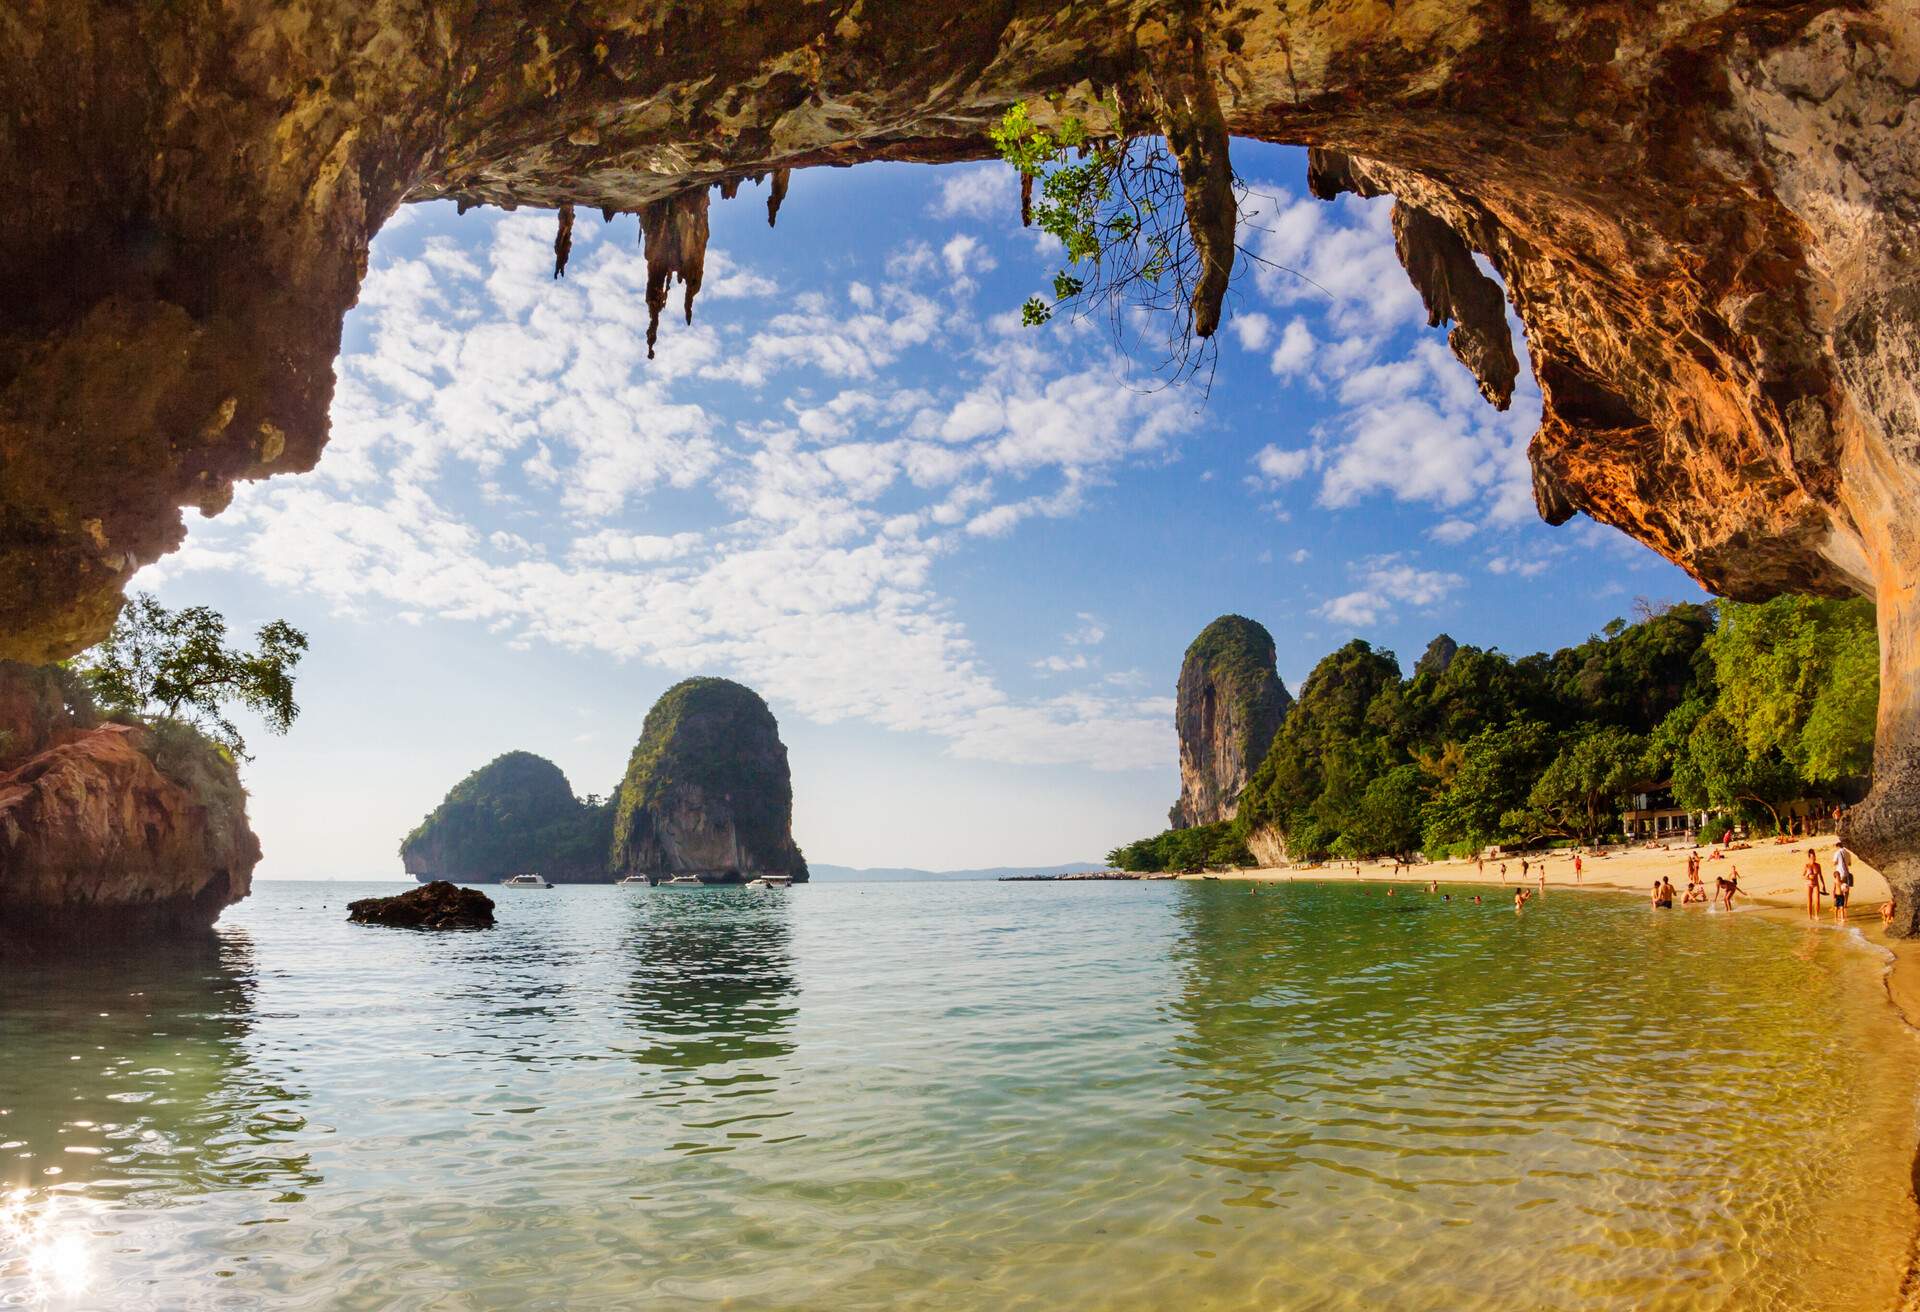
[348,880,495,930]
[401,676,807,888]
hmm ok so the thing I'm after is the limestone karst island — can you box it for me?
[3,4,1918,1308]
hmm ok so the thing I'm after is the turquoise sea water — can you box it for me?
[1,879,1914,1311]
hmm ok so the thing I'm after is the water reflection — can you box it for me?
[617,889,796,1073]
[0,932,317,1206]
[0,931,319,1305]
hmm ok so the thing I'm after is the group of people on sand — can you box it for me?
[1800,844,1858,924]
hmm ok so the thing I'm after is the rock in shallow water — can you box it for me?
[348,881,494,930]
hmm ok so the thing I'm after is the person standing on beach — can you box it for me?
[1520,856,1530,881]
[1499,862,1507,883]
[1833,844,1854,924]
[1574,853,1583,883]
[1802,849,1826,919]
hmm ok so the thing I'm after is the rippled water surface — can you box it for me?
[2,880,1916,1310]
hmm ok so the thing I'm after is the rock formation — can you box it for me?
[1413,636,1460,683]
[1170,616,1291,829]
[401,678,805,884]
[349,880,494,930]
[3,4,1920,923]
[0,663,259,939]
[611,678,808,885]
[400,751,611,883]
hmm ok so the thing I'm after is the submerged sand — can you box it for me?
[1201,835,1920,1019]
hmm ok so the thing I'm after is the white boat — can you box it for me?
[615,874,649,887]
[502,873,551,889]
[659,875,706,887]
[747,874,794,889]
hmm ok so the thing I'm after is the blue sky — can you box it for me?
[142,140,1702,877]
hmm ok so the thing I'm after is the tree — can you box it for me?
[1504,726,1649,843]
[1707,595,1877,788]
[75,592,308,759]
[1349,766,1430,860]
[1422,718,1556,853]
[1669,709,1802,831]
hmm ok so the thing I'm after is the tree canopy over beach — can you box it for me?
[1112,596,1878,870]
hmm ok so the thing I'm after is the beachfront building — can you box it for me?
[1621,787,1700,841]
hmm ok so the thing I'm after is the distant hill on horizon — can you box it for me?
[810,862,1104,883]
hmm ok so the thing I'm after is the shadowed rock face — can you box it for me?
[3,3,1919,918]
[0,664,258,939]
[1170,616,1292,830]
[611,678,807,884]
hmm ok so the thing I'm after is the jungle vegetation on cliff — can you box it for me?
[1110,596,1878,870]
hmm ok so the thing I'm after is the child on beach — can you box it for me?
[1833,844,1854,924]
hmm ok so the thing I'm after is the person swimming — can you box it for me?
[1514,888,1533,911]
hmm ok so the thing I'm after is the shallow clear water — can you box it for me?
[1,880,1915,1311]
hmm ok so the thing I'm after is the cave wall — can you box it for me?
[3,0,1918,913]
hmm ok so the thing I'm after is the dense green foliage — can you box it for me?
[400,751,611,879]
[1109,821,1252,873]
[74,592,307,760]
[611,677,799,875]
[1116,596,1879,866]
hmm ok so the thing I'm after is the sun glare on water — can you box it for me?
[0,1190,94,1305]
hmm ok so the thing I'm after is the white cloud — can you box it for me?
[1270,318,1316,377]
[1230,312,1272,351]
[941,233,996,289]
[1429,519,1479,545]
[929,165,1019,222]
[1249,443,1313,487]
[1316,557,1464,628]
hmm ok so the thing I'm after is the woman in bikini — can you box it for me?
[1802,849,1826,919]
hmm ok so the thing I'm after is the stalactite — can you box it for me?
[1389,202,1519,409]
[638,189,711,358]
[766,168,790,227]
[718,177,741,200]
[600,205,617,223]
[456,197,477,215]
[552,203,574,278]
[1145,17,1235,339]
[1020,172,1032,227]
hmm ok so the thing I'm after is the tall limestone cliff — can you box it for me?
[611,678,808,884]
[400,751,612,883]
[0,662,259,940]
[1169,617,1292,830]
